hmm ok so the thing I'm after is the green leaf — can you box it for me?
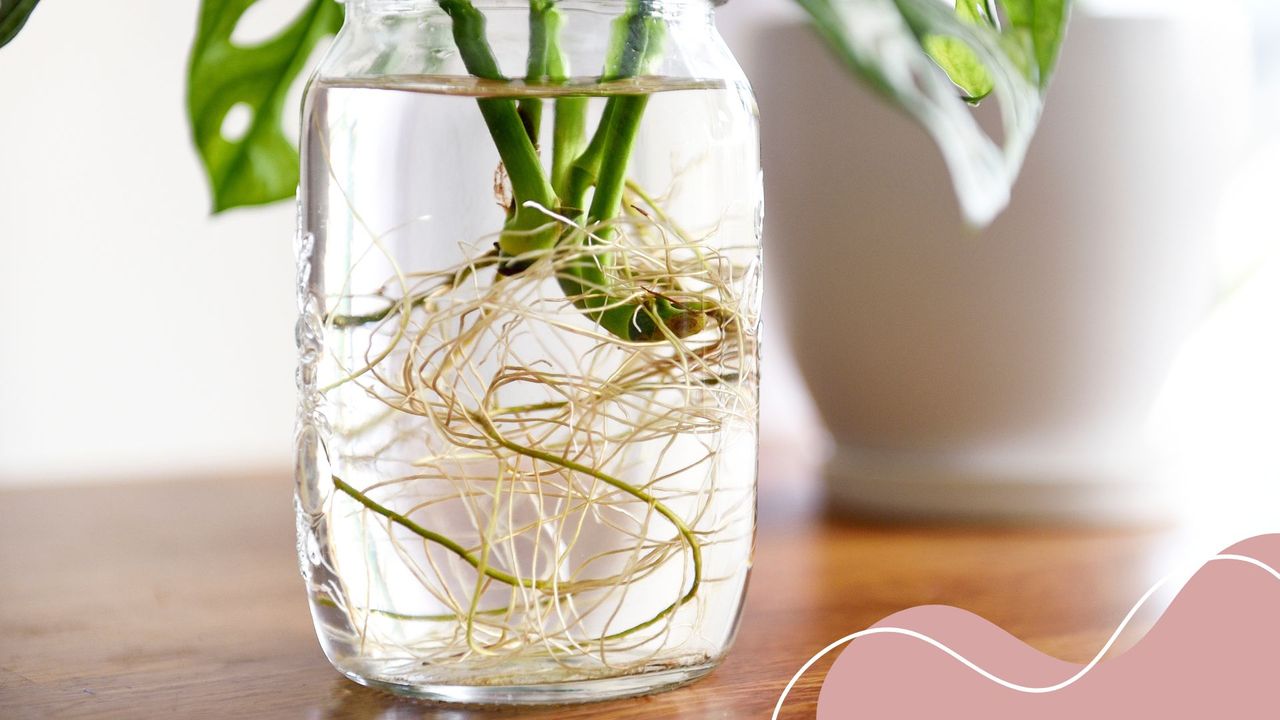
[922,0,996,102]
[794,0,1071,225]
[187,0,343,213]
[1002,0,1069,89]
[0,0,40,49]
[923,34,994,102]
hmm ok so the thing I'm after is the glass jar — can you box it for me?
[295,0,761,704]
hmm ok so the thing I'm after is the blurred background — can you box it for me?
[1,0,1278,556]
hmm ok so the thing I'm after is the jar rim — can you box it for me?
[344,0,725,7]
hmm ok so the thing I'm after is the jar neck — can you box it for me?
[346,0,717,17]
[327,0,737,84]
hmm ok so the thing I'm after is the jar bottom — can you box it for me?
[340,660,720,705]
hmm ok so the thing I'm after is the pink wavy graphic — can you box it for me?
[808,534,1280,718]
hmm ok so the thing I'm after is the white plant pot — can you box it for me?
[740,5,1248,522]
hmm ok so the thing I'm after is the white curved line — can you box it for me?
[772,553,1280,720]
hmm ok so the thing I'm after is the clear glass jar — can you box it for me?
[295,0,761,704]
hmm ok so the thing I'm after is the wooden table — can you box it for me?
[0,472,1170,719]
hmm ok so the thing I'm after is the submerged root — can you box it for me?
[316,201,758,675]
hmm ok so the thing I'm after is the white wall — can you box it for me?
[0,0,821,486]
[0,1,301,484]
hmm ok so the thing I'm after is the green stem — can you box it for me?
[551,92,588,197]
[586,95,648,231]
[556,4,708,341]
[559,2,654,213]
[526,2,591,215]
[439,0,558,255]
[562,102,612,214]
[584,1,662,228]
[518,0,557,141]
[546,8,587,198]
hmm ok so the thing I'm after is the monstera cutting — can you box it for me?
[0,0,1069,704]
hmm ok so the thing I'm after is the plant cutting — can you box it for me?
[1,0,1069,704]
[288,2,762,699]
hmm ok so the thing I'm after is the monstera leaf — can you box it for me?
[796,0,1070,225]
[0,0,40,49]
[187,0,343,213]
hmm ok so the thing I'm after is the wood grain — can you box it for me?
[0,472,1170,719]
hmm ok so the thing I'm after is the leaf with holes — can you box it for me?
[0,0,40,49]
[187,0,343,213]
